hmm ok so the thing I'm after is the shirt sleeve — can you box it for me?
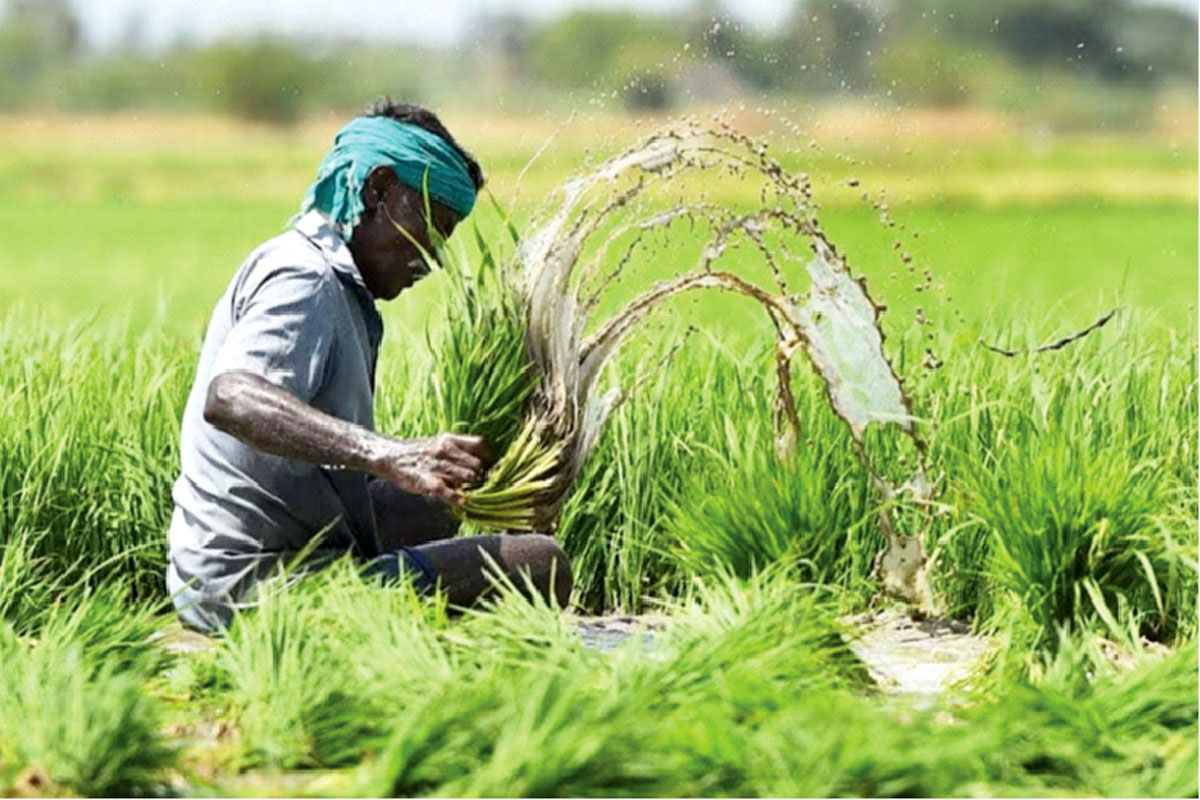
[210,264,337,403]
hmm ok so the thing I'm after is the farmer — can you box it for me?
[166,100,571,634]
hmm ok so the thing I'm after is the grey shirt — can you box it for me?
[166,211,383,630]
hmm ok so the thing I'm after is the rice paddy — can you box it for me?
[0,110,1195,796]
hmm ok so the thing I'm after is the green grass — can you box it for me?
[4,563,1191,797]
[0,588,175,797]
[0,317,186,602]
[0,117,1195,795]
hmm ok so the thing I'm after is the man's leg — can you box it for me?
[369,479,460,549]
[406,534,572,609]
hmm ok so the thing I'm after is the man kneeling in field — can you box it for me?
[167,100,571,634]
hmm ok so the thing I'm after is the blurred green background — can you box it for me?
[0,0,1195,338]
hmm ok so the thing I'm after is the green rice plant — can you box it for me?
[666,371,879,590]
[201,561,879,796]
[210,564,595,783]
[212,568,392,769]
[652,567,873,694]
[0,316,188,603]
[972,636,1198,797]
[358,569,870,797]
[36,583,172,676]
[739,627,1197,798]
[396,199,553,531]
[866,311,1197,633]
[978,439,1183,641]
[206,553,459,771]
[360,569,1193,798]
[0,530,73,633]
[420,219,534,461]
[556,336,756,610]
[0,592,175,797]
[559,320,917,611]
[0,644,173,797]
[950,324,1198,646]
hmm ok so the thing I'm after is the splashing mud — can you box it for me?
[457,119,937,608]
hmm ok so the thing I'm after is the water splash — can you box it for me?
[458,119,936,608]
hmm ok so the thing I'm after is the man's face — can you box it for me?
[351,172,461,301]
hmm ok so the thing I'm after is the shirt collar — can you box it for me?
[293,210,376,303]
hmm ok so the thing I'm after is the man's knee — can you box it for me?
[506,534,571,604]
[407,533,572,609]
[499,533,572,608]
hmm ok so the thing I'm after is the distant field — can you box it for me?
[0,110,1195,337]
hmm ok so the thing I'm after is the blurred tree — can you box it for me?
[623,72,673,110]
[0,0,1190,118]
[527,9,685,108]
[996,0,1127,76]
[60,54,196,111]
[682,2,781,93]
[880,0,1196,85]
[872,0,1187,126]
[782,0,879,93]
[1107,3,1198,83]
[0,0,81,108]
[196,39,343,125]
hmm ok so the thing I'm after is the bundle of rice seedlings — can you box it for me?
[424,220,533,461]
[437,129,807,532]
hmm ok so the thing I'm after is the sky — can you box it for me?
[62,0,795,51]
[8,0,1200,52]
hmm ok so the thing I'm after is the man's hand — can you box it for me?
[369,434,493,506]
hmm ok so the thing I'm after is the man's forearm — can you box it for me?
[203,370,491,506]
[204,370,385,475]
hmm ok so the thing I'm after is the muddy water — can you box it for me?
[842,610,994,705]
[572,611,994,706]
[573,614,669,653]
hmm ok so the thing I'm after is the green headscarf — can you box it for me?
[300,116,476,232]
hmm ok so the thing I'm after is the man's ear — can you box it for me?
[363,165,397,212]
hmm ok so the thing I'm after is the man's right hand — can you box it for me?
[370,434,493,506]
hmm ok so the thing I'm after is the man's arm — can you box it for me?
[205,370,490,506]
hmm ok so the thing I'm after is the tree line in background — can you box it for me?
[0,0,1195,127]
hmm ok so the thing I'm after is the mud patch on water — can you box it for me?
[574,609,995,709]
[573,614,668,653]
[843,609,993,705]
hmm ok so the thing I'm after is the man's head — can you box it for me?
[303,99,485,300]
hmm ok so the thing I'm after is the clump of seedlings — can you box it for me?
[429,120,937,606]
